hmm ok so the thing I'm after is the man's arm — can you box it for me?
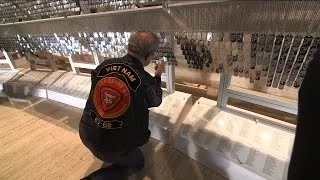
[144,61,165,108]
[144,75,163,108]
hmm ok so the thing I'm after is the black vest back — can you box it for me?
[79,55,152,152]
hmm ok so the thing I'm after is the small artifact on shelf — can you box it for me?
[287,36,313,87]
[2,28,320,90]
[176,32,213,70]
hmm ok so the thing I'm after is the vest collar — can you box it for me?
[125,54,144,68]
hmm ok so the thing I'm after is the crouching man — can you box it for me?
[79,31,164,178]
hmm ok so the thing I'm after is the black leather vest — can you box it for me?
[79,55,155,152]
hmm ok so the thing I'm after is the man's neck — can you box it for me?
[127,50,145,66]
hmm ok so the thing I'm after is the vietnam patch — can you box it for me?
[93,77,131,119]
[97,63,141,91]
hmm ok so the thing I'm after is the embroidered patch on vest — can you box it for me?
[97,63,141,91]
[90,110,123,129]
[93,77,131,119]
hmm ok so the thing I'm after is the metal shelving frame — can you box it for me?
[1,0,318,115]
[216,73,298,115]
[0,50,16,70]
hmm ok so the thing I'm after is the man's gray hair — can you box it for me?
[128,31,160,57]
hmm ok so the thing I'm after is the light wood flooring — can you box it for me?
[0,94,226,180]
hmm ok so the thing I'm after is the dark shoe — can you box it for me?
[111,162,144,170]
[111,162,144,175]
[81,166,130,180]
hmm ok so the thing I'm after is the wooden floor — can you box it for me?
[0,94,226,180]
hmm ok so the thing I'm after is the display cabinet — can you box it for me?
[1,1,320,179]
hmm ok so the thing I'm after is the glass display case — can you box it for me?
[1,1,320,179]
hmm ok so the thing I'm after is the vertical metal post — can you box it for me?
[217,72,231,108]
[165,59,170,92]
[166,62,175,94]
[170,34,176,93]
[2,50,16,70]
[68,55,80,74]
[92,52,101,65]
[46,52,58,71]
[164,34,176,94]
[170,62,175,92]
[25,52,36,70]
[164,57,172,93]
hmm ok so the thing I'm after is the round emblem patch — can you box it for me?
[93,77,131,119]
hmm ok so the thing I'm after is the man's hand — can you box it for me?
[155,61,165,77]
